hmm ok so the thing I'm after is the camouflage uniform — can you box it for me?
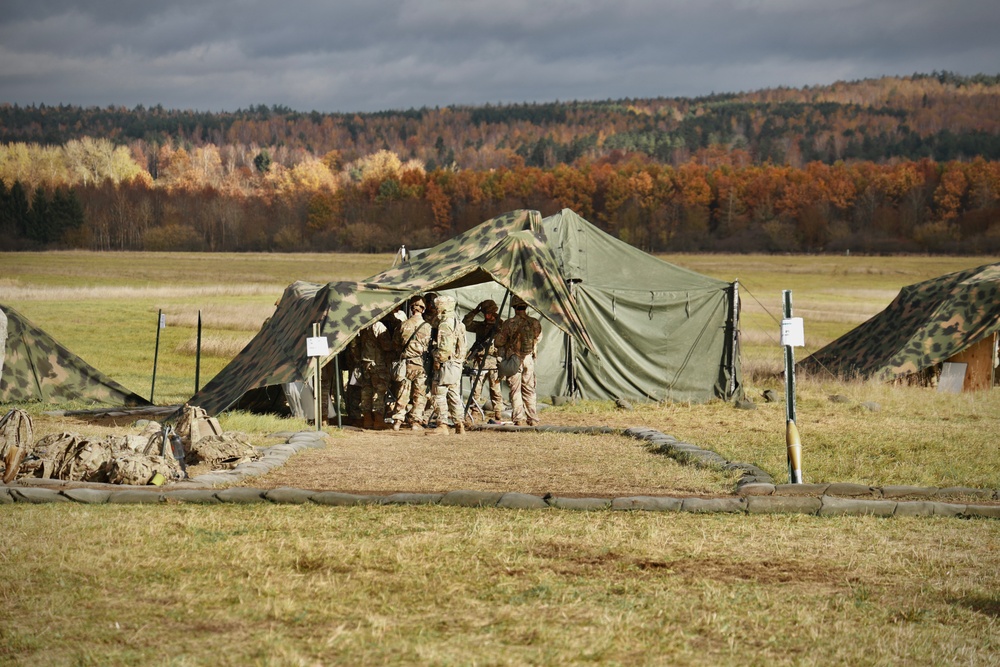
[339,337,362,422]
[391,299,432,429]
[358,318,394,428]
[420,294,440,424]
[463,300,505,420]
[494,296,543,425]
[430,296,468,433]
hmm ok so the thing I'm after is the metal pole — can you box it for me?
[150,309,162,403]
[313,323,322,432]
[567,280,578,397]
[333,353,342,429]
[729,280,741,401]
[195,309,202,393]
[783,290,802,483]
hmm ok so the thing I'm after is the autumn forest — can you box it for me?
[2,72,999,254]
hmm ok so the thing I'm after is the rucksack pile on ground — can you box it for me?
[0,405,262,486]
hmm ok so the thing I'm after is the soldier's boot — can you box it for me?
[362,413,374,430]
[392,420,402,431]
[411,423,424,432]
[454,422,465,435]
[427,423,450,436]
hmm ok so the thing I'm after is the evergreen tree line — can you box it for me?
[0,180,85,246]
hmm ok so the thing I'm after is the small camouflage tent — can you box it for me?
[798,262,1000,383]
[0,304,151,407]
[445,209,743,403]
[187,210,592,416]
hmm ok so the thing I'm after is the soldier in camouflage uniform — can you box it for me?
[494,295,543,426]
[463,299,505,421]
[419,293,440,425]
[358,316,395,429]
[339,336,363,424]
[429,296,468,435]
[390,297,432,431]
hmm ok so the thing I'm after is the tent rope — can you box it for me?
[740,282,839,379]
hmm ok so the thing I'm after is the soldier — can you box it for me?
[357,316,395,429]
[463,299,505,422]
[494,295,543,426]
[390,296,432,431]
[340,337,363,424]
[428,296,469,435]
[420,293,440,425]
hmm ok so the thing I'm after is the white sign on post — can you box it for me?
[306,336,330,358]
[780,317,805,347]
[159,313,166,329]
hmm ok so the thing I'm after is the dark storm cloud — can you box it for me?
[1,0,998,112]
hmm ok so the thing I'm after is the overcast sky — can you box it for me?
[2,0,998,114]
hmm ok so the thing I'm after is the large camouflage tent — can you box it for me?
[0,304,151,407]
[443,209,743,403]
[186,210,592,416]
[798,262,1000,382]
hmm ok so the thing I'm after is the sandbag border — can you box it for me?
[2,427,997,519]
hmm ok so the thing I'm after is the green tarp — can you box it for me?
[798,262,1000,381]
[0,304,150,407]
[186,210,592,416]
[446,209,742,403]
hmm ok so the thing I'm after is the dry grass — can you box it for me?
[2,505,998,666]
[243,428,738,497]
[174,333,254,358]
[3,250,1000,665]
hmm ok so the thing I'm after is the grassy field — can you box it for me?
[2,250,999,665]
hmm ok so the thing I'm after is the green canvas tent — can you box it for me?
[186,210,592,416]
[0,304,151,407]
[798,262,1000,383]
[443,209,743,403]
